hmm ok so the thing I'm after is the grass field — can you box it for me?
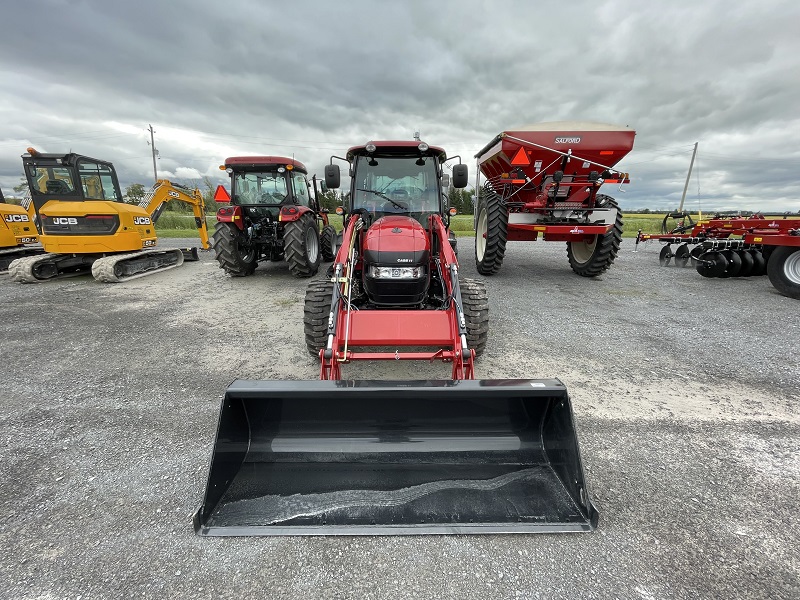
[154,211,700,239]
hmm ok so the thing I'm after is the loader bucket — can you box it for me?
[194,379,598,536]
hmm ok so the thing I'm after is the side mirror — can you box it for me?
[325,164,340,189]
[452,164,468,189]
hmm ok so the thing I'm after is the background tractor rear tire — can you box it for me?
[303,279,335,355]
[766,246,800,299]
[567,196,623,277]
[212,221,257,276]
[320,224,337,262]
[460,278,489,357]
[474,191,508,275]
[284,214,321,278]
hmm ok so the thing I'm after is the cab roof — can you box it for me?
[346,141,447,162]
[224,156,307,172]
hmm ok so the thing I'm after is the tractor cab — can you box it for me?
[326,141,468,230]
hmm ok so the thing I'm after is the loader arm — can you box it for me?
[139,180,210,249]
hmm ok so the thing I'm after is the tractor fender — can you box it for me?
[216,205,244,231]
[279,205,313,223]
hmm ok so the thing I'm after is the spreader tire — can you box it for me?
[567,196,623,277]
[460,278,489,357]
[284,213,321,278]
[303,278,335,355]
[212,221,257,276]
[474,191,508,275]
[320,224,337,262]
[766,246,800,300]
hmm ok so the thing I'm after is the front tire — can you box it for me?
[766,246,800,299]
[304,279,335,355]
[284,213,321,277]
[460,278,489,357]
[212,221,257,276]
[474,190,508,275]
[320,224,338,262]
[566,196,623,277]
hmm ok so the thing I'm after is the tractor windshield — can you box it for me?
[352,155,440,225]
[233,171,289,205]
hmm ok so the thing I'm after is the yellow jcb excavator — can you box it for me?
[0,188,43,272]
[9,148,210,283]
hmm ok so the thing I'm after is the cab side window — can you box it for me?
[293,173,311,207]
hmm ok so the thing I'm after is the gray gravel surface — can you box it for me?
[1,238,798,600]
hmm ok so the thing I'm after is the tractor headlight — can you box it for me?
[368,265,425,279]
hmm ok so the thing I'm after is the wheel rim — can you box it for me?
[305,226,319,264]
[237,238,255,263]
[785,249,800,284]
[476,209,488,261]
[570,236,598,264]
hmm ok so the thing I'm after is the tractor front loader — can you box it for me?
[195,141,598,535]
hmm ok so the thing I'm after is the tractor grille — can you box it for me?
[41,215,120,236]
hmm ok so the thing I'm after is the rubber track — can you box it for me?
[475,191,508,275]
[8,253,60,283]
[460,278,489,357]
[566,196,623,277]
[92,249,184,283]
[284,214,320,278]
[303,279,334,355]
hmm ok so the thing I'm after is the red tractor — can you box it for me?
[212,156,336,277]
[474,122,636,276]
[193,141,599,536]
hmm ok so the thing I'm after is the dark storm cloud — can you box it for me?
[1,0,798,213]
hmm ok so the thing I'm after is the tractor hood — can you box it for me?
[362,216,430,266]
[361,216,431,306]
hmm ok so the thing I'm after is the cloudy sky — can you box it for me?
[2,0,799,213]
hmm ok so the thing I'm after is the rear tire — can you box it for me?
[212,221,256,276]
[284,213,321,277]
[304,279,335,355]
[320,224,338,262]
[567,196,623,277]
[474,190,508,275]
[766,246,800,299]
[460,278,489,357]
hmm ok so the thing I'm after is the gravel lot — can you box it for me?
[1,237,798,599]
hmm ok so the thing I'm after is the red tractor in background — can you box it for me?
[474,122,636,277]
[212,156,336,277]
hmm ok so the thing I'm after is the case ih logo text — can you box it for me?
[570,227,585,234]
[4,214,29,222]
[554,137,581,144]
[133,216,152,225]
[52,217,78,225]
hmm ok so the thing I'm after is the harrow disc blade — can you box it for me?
[737,249,755,277]
[689,245,704,268]
[675,244,691,268]
[659,245,673,267]
[720,249,742,278]
[749,249,767,276]
[696,251,728,278]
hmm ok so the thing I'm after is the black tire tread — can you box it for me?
[284,214,321,278]
[566,196,623,277]
[211,221,256,276]
[460,277,489,357]
[303,279,335,355]
[475,191,508,275]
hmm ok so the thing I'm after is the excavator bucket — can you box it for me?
[194,379,598,535]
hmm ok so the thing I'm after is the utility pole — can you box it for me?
[678,142,698,213]
[148,124,158,183]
